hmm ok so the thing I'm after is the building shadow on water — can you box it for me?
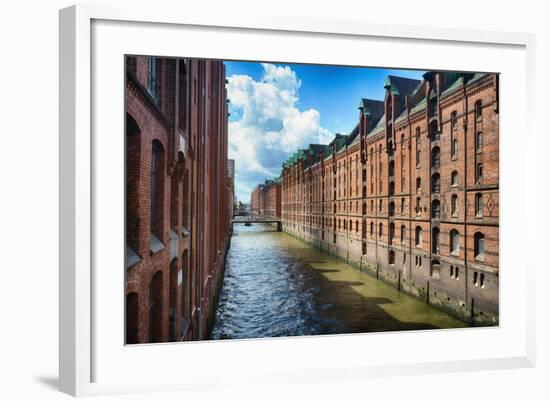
[303,267,443,334]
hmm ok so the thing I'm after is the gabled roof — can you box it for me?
[347,123,360,144]
[368,114,386,137]
[384,75,421,97]
[333,134,348,153]
[359,98,384,118]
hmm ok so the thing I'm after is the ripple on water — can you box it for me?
[210,224,466,340]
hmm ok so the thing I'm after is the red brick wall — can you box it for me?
[280,72,499,323]
[125,56,230,343]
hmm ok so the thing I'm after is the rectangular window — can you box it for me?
[476,163,483,184]
[148,57,161,104]
[451,139,458,157]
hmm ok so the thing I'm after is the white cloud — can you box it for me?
[227,63,332,203]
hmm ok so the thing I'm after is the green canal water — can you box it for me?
[210,223,466,340]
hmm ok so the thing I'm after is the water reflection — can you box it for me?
[210,224,465,340]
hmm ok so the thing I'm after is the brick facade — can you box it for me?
[250,179,282,219]
[280,72,499,324]
[125,56,231,343]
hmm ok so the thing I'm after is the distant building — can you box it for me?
[228,159,235,216]
[250,178,282,219]
[280,71,499,324]
[125,56,231,343]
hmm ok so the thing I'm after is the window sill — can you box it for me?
[150,233,166,254]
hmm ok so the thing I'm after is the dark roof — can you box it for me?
[347,123,360,144]
[307,144,328,165]
[385,75,421,116]
[358,98,385,132]
[384,75,421,97]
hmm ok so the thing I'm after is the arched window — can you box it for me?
[389,201,395,217]
[431,173,440,193]
[389,222,395,244]
[451,135,458,158]
[169,258,179,341]
[126,292,139,344]
[370,222,374,238]
[356,220,359,233]
[451,194,458,216]
[451,171,458,187]
[432,227,440,254]
[415,127,421,167]
[474,232,485,259]
[362,203,367,215]
[450,229,460,254]
[416,177,421,193]
[379,199,383,213]
[149,270,164,343]
[401,225,406,243]
[126,114,141,254]
[388,250,395,265]
[475,100,482,120]
[151,140,165,239]
[379,223,383,238]
[400,198,405,214]
[475,193,483,217]
[431,146,440,168]
[429,120,440,141]
[476,131,483,152]
[476,163,483,183]
[431,199,440,219]
[389,160,395,177]
[415,226,422,247]
[415,197,421,215]
[349,219,352,231]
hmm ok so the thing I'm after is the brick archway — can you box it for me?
[149,270,164,343]
[126,292,138,344]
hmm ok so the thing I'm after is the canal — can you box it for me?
[210,224,466,340]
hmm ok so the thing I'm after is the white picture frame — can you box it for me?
[59,4,536,397]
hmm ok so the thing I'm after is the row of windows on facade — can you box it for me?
[140,57,199,132]
[128,132,190,251]
[287,145,486,203]
[285,112,486,201]
[412,256,486,288]
[284,188,486,220]
[290,213,486,261]
[126,253,190,343]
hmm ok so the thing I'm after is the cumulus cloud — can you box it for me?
[227,63,332,202]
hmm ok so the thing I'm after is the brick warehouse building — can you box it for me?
[125,55,231,343]
[281,71,499,324]
[250,178,282,219]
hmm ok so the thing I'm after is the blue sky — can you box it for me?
[225,61,425,203]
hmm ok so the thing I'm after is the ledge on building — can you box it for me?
[126,245,142,271]
[182,226,190,237]
[150,233,165,254]
[169,229,179,260]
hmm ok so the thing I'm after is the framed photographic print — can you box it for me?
[59,4,536,397]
